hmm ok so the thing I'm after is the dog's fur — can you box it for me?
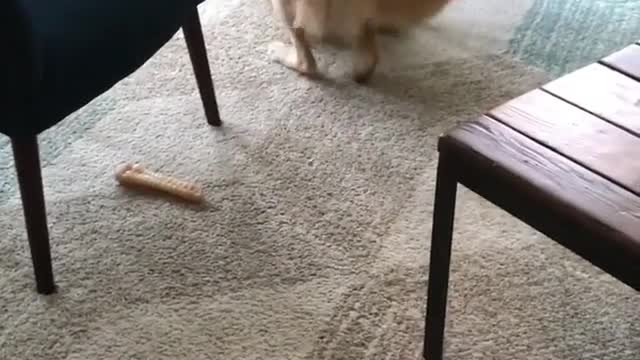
[267,0,452,82]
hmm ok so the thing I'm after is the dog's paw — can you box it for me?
[268,41,318,77]
[268,41,292,64]
[376,25,403,36]
[353,68,375,84]
[352,57,377,84]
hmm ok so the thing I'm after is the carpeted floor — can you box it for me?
[1,0,639,359]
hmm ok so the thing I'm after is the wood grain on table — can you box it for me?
[488,89,640,196]
[441,116,640,289]
[440,43,640,290]
[601,43,640,81]
[542,63,640,136]
[424,41,640,360]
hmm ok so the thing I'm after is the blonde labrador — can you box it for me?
[267,0,452,82]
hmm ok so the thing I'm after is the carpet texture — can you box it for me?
[1,0,639,359]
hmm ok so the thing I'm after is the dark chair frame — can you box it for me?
[10,8,221,295]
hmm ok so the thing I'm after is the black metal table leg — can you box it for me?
[423,153,457,359]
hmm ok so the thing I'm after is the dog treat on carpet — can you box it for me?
[115,163,204,203]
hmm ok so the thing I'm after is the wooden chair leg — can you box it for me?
[11,136,56,295]
[423,153,457,359]
[183,7,222,127]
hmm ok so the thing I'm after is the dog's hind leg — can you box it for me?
[269,0,318,77]
[352,22,378,83]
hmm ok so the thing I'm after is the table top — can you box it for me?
[439,42,640,290]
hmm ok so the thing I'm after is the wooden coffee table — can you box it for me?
[422,43,640,359]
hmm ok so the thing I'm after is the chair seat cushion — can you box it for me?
[1,0,202,137]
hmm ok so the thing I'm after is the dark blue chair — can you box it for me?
[2,0,222,294]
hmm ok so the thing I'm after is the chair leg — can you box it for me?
[11,136,56,295]
[423,153,457,359]
[183,7,222,127]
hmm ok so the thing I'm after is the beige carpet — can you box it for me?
[1,1,638,359]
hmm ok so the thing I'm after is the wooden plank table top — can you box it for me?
[442,43,640,289]
[423,42,640,360]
